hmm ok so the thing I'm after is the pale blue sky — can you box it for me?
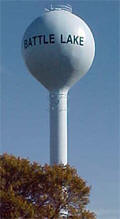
[0,1,119,219]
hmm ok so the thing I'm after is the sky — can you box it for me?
[0,0,119,218]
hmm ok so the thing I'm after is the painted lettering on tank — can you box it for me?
[79,37,84,46]
[73,35,79,45]
[60,34,66,44]
[24,34,84,49]
[28,38,33,47]
[67,35,73,44]
[49,34,55,44]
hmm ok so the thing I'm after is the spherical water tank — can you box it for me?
[22,7,95,91]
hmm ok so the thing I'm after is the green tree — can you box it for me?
[0,154,96,219]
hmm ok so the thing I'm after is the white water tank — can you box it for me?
[22,5,95,165]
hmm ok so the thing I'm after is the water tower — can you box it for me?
[22,4,95,165]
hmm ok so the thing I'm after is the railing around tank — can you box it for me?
[45,4,72,13]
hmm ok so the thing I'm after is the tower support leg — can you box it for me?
[49,89,68,165]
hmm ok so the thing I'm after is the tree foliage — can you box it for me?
[0,154,96,219]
